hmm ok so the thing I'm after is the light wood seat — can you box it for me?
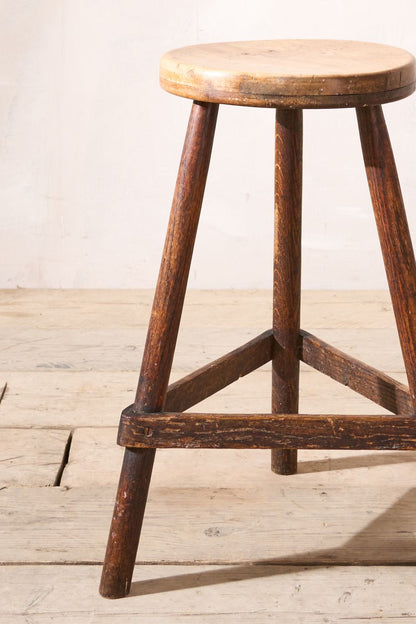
[160,39,416,108]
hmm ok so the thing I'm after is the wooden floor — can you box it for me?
[1,289,416,622]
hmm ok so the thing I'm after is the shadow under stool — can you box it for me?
[99,39,416,599]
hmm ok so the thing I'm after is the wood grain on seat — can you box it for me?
[160,39,416,108]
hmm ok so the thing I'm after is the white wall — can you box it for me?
[1,0,416,289]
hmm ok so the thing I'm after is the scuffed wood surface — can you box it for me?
[0,327,403,372]
[0,288,398,329]
[63,428,416,488]
[0,370,137,428]
[0,429,70,486]
[1,565,416,622]
[118,410,416,449]
[1,368,400,429]
[160,40,416,108]
[1,483,416,564]
[0,289,414,618]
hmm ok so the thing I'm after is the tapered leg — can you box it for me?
[271,108,303,475]
[100,101,219,598]
[357,105,416,404]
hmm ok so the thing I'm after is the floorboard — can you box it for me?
[0,289,413,621]
[0,429,70,486]
[1,482,416,564]
[1,565,415,623]
[0,368,402,429]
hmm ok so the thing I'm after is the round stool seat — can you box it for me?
[160,39,416,108]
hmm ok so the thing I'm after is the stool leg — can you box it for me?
[357,105,416,403]
[271,108,303,475]
[100,101,219,599]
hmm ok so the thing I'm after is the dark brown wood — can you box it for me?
[100,100,219,599]
[118,409,416,450]
[299,329,413,414]
[272,108,303,475]
[165,330,274,412]
[357,105,416,406]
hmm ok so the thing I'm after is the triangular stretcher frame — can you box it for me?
[118,329,416,450]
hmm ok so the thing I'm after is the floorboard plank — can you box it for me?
[0,288,413,621]
[0,327,404,372]
[0,564,415,622]
[1,483,416,564]
[0,368,401,429]
[62,428,416,488]
[0,429,70,486]
[0,289,396,329]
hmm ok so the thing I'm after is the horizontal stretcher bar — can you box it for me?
[118,408,416,450]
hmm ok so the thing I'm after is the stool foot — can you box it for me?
[271,449,298,475]
[100,448,155,599]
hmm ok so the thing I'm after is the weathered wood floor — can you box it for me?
[1,289,416,622]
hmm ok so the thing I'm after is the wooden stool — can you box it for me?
[100,39,416,599]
